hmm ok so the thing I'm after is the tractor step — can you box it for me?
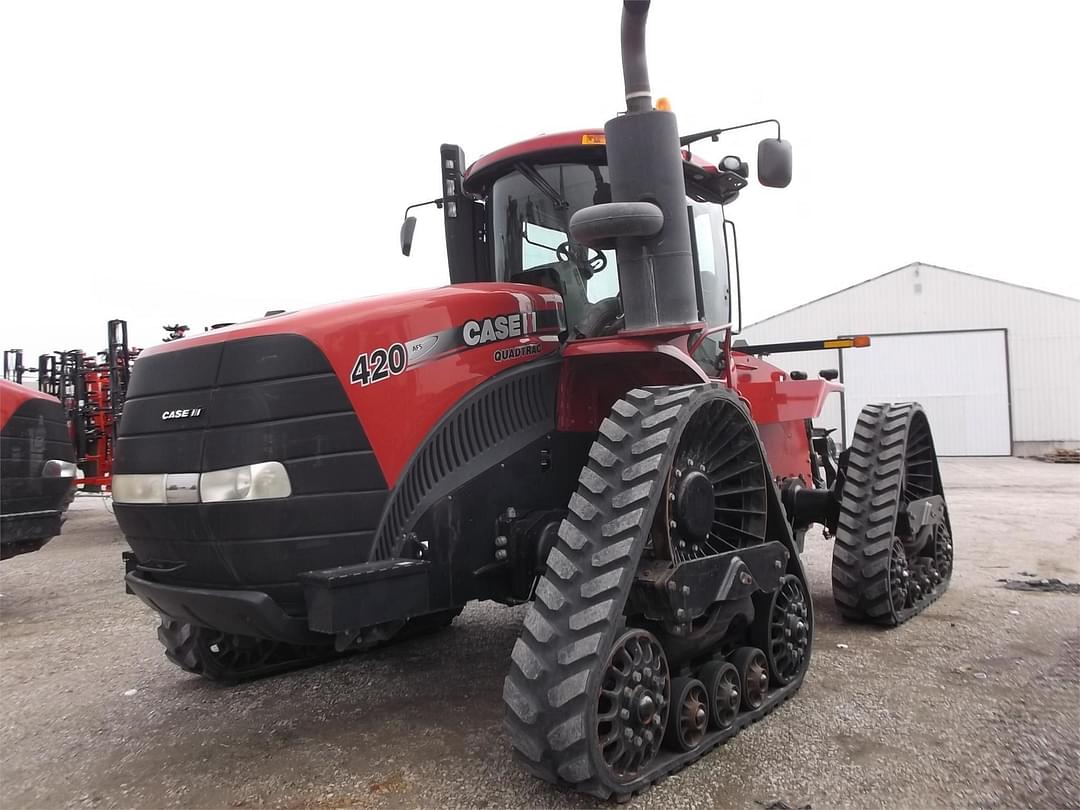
[300,558,431,634]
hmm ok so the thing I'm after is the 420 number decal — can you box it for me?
[350,343,407,386]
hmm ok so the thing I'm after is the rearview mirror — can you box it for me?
[400,216,417,256]
[757,138,792,188]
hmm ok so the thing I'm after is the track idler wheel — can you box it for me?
[664,676,709,752]
[731,647,769,710]
[595,629,670,782]
[887,538,913,612]
[698,660,740,729]
[754,574,812,686]
[933,524,954,581]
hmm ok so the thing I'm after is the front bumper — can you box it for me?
[125,569,323,645]
[125,554,434,644]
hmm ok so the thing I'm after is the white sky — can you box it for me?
[2,1,1077,362]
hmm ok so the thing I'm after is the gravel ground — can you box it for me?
[1,457,1078,809]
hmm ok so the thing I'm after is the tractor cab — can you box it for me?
[403,130,749,348]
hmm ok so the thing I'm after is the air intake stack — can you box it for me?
[569,0,698,331]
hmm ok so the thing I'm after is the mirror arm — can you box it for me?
[403,197,445,220]
[680,119,782,157]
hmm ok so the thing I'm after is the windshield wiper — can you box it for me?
[515,163,596,278]
[515,162,570,214]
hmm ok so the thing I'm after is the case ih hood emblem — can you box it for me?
[161,407,203,420]
[350,311,557,386]
[463,312,538,347]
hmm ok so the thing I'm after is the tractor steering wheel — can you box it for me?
[556,241,607,276]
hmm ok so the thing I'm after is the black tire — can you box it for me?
[730,647,768,710]
[157,619,333,682]
[503,384,764,799]
[830,403,951,625]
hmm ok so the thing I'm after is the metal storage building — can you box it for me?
[739,262,1080,456]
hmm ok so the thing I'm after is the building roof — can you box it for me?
[746,262,1079,329]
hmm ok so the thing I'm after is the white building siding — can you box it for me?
[740,263,1080,453]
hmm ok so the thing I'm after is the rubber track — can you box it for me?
[158,608,462,682]
[502,384,805,800]
[830,403,950,625]
[157,619,336,682]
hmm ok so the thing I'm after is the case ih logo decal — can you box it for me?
[351,343,408,386]
[349,310,558,387]
[463,312,538,347]
[161,408,203,420]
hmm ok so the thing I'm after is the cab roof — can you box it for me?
[462,130,606,193]
[461,128,740,204]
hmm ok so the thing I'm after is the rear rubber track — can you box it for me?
[831,402,950,625]
[503,384,805,800]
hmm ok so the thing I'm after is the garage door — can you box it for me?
[841,330,1011,456]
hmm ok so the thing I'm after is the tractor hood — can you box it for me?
[130,283,565,486]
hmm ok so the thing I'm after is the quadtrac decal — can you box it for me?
[493,343,543,362]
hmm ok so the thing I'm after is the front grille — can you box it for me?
[1,397,74,515]
[113,334,387,609]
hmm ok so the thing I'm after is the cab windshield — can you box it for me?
[491,162,730,338]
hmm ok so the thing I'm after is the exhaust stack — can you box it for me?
[620,0,652,113]
[570,0,698,331]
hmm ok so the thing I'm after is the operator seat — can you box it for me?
[575,297,623,338]
[510,263,622,338]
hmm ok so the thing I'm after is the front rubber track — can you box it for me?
[830,402,950,625]
[158,607,463,683]
[157,619,337,682]
[502,384,804,800]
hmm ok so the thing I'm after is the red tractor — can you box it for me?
[113,1,952,799]
[0,379,77,559]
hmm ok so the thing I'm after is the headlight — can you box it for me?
[42,459,78,478]
[164,473,200,504]
[112,473,167,504]
[200,462,291,503]
[112,462,291,504]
